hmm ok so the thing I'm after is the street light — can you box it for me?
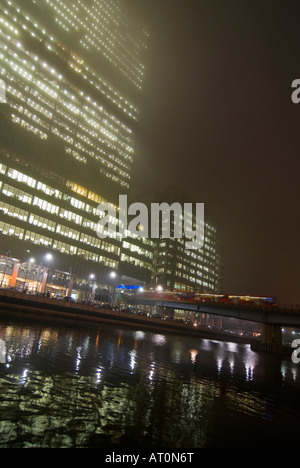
[44,253,54,296]
[45,253,53,263]
[110,271,118,308]
[89,274,96,302]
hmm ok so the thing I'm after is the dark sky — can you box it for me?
[129,0,300,305]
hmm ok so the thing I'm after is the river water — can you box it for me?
[0,315,299,449]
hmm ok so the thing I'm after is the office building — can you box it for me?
[0,0,150,291]
[0,1,223,301]
[136,188,223,294]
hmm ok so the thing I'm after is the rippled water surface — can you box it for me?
[0,316,300,448]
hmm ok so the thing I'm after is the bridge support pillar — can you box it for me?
[10,262,20,288]
[262,324,282,346]
[251,324,286,354]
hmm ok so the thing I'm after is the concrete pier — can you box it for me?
[251,324,291,355]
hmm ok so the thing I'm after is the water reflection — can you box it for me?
[0,319,299,448]
[0,339,5,364]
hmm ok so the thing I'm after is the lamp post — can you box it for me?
[155,285,164,318]
[89,274,96,302]
[110,271,117,308]
[44,253,53,296]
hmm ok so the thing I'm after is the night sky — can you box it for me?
[128,0,300,305]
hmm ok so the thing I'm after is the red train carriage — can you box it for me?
[135,290,276,308]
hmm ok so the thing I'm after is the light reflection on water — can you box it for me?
[0,318,300,448]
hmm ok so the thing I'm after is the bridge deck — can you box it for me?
[129,297,300,327]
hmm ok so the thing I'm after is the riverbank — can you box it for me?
[0,288,251,344]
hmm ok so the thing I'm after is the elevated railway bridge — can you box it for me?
[128,291,300,349]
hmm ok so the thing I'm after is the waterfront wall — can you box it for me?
[0,288,249,343]
[250,340,291,356]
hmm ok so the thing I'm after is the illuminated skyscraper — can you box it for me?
[0,0,151,287]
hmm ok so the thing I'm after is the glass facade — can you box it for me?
[0,0,222,293]
[0,0,147,189]
[0,0,153,285]
[153,226,222,293]
[137,190,223,294]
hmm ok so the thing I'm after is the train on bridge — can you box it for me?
[131,290,277,308]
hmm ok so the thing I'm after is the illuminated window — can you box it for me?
[0,163,7,174]
[2,183,32,205]
[0,201,29,222]
[80,232,101,248]
[59,208,82,225]
[66,181,88,197]
[78,248,99,263]
[56,224,80,241]
[33,196,59,215]
[0,221,24,239]
[53,240,77,255]
[99,255,118,269]
[87,190,106,204]
[82,217,96,231]
[37,181,62,199]
[28,214,56,232]
[25,230,52,247]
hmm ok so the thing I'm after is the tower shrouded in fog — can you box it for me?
[0,0,222,296]
[0,0,151,284]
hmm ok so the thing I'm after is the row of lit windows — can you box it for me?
[10,104,131,188]
[157,259,219,279]
[0,182,119,243]
[0,221,24,240]
[157,256,218,278]
[9,97,131,184]
[122,241,153,259]
[48,0,146,87]
[0,32,136,187]
[124,229,154,248]
[120,253,152,271]
[0,217,119,268]
[0,194,122,257]
[25,230,52,247]
[158,247,215,265]
[0,201,28,222]
[33,196,59,215]
[11,114,48,140]
[2,1,141,117]
[43,0,147,90]
[29,213,56,232]
[2,183,32,205]
[6,167,62,200]
[1,165,118,220]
